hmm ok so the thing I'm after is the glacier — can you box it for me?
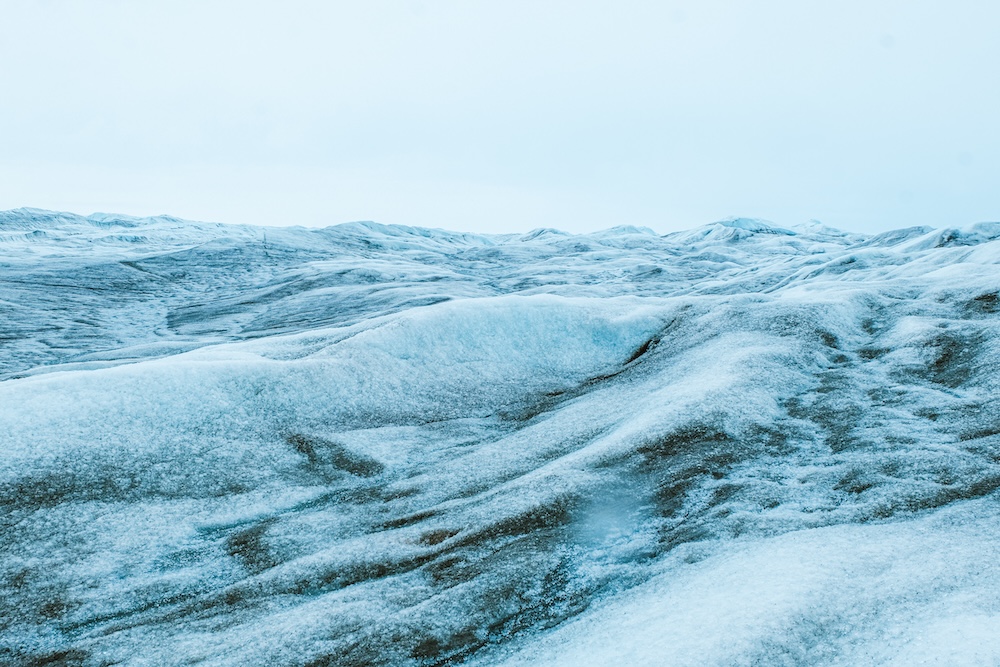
[2,207,1000,666]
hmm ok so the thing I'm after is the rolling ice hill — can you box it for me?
[2,208,1000,666]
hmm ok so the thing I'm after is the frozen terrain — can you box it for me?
[2,208,1000,666]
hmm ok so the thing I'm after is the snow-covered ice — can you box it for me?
[2,208,1000,665]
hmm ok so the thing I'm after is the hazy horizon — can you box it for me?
[0,205,935,238]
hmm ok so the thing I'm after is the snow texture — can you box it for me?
[2,208,1000,666]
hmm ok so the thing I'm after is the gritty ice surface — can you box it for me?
[1,208,1000,666]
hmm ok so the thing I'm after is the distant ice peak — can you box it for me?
[716,217,796,235]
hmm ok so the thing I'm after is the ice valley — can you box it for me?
[2,208,1000,666]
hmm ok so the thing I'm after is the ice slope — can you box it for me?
[473,499,1000,667]
[2,208,1000,666]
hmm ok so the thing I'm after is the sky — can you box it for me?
[1,0,998,234]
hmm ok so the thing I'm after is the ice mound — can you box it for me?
[2,209,1000,666]
[475,498,1000,667]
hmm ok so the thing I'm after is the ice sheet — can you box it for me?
[2,209,999,665]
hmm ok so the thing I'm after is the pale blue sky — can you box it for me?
[2,1,998,233]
